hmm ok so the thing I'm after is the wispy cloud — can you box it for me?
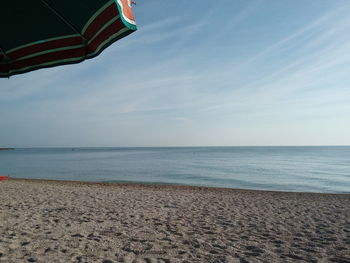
[194,3,350,114]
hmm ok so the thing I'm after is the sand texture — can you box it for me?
[0,179,349,263]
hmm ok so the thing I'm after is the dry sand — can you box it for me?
[0,178,349,263]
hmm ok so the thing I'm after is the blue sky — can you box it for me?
[1,0,350,147]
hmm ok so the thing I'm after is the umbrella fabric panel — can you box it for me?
[0,0,136,78]
[1,1,75,50]
[43,0,113,34]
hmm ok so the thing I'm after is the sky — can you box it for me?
[1,0,350,147]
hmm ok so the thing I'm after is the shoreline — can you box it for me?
[7,177,350,195]
[1,178,349,263]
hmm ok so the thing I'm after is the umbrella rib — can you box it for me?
[0,45,10,77]
[39,0,88,49]
[0,46,8,58]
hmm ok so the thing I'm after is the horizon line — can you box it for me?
[2,145,350,149]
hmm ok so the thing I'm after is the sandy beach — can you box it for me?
[0,179,349,263]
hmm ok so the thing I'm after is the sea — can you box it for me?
[0,146,349,193]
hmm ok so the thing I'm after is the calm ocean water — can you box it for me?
[0,147,349,193]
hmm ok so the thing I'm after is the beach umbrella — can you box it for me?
[0,0,137,78]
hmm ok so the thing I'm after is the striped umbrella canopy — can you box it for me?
[0,0,137,78]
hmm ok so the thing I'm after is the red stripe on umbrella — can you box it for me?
[83,4,118,39]
[8,36,84,60]
[88,19,125,53]
[9,47,86,70]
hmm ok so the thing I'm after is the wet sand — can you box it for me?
[0,178,349,263]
